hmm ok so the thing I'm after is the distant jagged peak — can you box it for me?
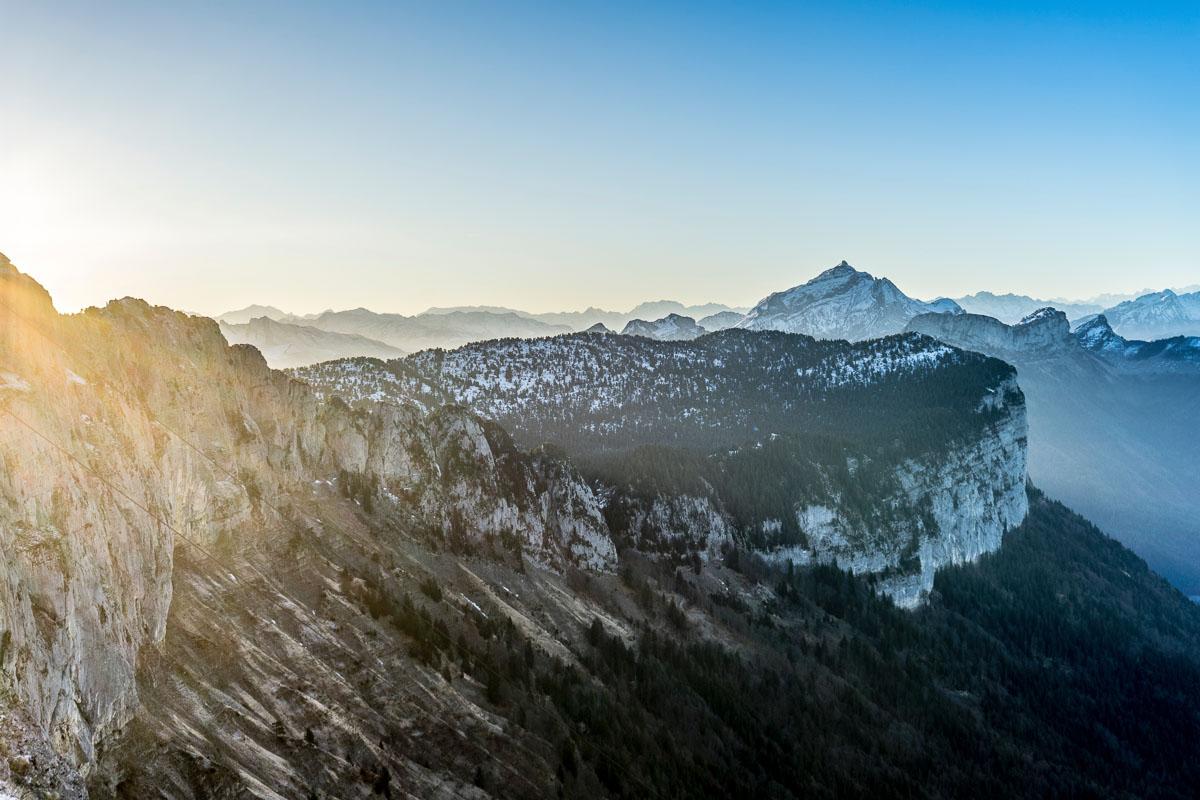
[584,322,613,334]
[1108,288,1185,314]
[620,313,706,341]
[965,290,1028,301]
[808,259,871,287]
[1072,313,1200,368]
[1073,313,1115,337]
[241,315,293,330]
[928,297,966,315]
[1016,307,1069,328]
[1099,287,1200,339]
[824,259,857,275]
[736,260,957,340]
[1073,314,1123,350]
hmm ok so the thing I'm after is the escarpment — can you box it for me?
[0,261,615,785]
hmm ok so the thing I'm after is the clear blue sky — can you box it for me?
[1,0,1196,314]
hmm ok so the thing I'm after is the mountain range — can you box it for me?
[215,262,1200,597]
[4,251,1200,798]
[217,265,1198,365]
[418,300,750,332]
[218,316,404,368]
[908,308,1200,596]
[951,291,1104,323]
[1084,288,1200,340]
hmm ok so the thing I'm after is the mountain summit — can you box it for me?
[736,261,961,340]
[620,313,706,341]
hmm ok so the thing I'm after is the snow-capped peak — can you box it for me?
[1016,307,1066,327]
[1073,314,1117,347]
[735,261,959,341]
[1101,289,1200,340]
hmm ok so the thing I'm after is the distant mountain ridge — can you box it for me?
[952,291,1103,323]
[414,300,749,332]
[215,303,291,325]
[218,316,404,368]
[293,307,572,353]
[1074,314,1200,370]
[1091,289,1200,340]
[698,310,744,331]
[214,299,749,353]
[908,308,1200,595]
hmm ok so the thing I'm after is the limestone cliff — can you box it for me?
[0,256,615,789]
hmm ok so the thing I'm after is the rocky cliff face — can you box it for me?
[907,307,1074,360]
[743,373,1028,606]
[0,257,615,789]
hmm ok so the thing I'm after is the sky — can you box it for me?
[0,0,1196,316]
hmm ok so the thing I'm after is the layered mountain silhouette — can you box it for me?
[909,307,1200,595]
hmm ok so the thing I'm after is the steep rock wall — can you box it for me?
[0,261,615,777]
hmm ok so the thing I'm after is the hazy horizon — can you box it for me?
[2,1,1196,316]
[5,248,1193,320]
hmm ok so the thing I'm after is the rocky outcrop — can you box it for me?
[907,307,1073,360]
[605,377,1028,607]
[1074,315,1200,372]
